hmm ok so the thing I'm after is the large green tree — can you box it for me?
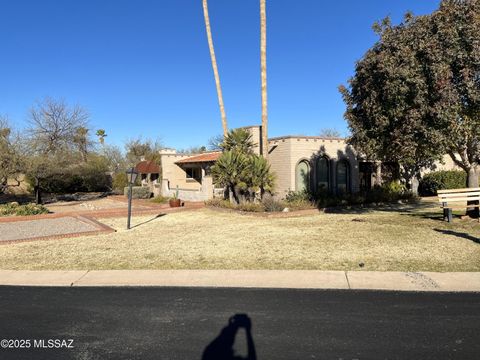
[340,0,480,188]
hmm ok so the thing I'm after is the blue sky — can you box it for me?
[0,0,440,150]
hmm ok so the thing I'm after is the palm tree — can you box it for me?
[260,0,268,157]
[96,129,107,146]
[73,126,89,162]
[202,0,228,136]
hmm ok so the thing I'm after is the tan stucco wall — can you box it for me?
[425,154,462,174]
[241,125,262,155]
[160,153,201,191]
[160,152,216,201]
[268,137,359,198]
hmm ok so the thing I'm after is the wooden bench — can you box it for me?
[437,188,480,222]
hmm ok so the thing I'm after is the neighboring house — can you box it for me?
[159,149,222,201]
[159,125,460,201]
[135,160,161,196]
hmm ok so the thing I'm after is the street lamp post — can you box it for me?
[126,167,139,230]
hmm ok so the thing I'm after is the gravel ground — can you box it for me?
[0,217,99,241]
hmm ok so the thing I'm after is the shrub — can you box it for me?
[419,170,467,196]
[285,190,312,203]
[0,202,49,216]
[113,172,128,192]
[205,199,235,209]
[205,198,264,212]
[262,196,285,212]
[311,181,416,209]
[124,186,151,199]
[150,195,169,204]
[26,160,112,194]
[237,202,265,212]
[285,199,315,211]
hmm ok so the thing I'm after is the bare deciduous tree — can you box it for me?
[319,128,342,139]
[27,97,89,155]
[0,117,24,194]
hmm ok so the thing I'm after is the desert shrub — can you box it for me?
[262,196,285,212]
[0,202,49,216]
[285,189,312,203]
[124,186,151,199]
[26,160,111,194]
[112,172,128,191]
[80,160,111,192]
[236,202,265,212]
[150,195,169,204]
[205,199,235,209]
[285,199,315,211]
[205,198,264,212]
[419,170,467,196]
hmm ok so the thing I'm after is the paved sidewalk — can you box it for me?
[0,270,479,292]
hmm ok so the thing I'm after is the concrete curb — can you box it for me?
[0,270,479,292]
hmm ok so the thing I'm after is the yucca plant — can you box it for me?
[211,150,249,204]
[220,128,256,154]
[247,154,275,200]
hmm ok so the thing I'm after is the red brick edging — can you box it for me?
[0,215,115,245]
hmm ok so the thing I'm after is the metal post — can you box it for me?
[447,208,453,223]
[127,183,133,229]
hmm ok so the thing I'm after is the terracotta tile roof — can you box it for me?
[176,152,221,164]
[135,160,160,174]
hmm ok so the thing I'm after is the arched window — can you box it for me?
[336,160,350,193]
[316,156,329,192]
[295,160,310,192]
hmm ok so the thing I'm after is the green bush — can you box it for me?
[124,186,151,199]
[0,202,49,216]
[419,170,467,196]
[27,161,112,194]
[113,172,128,191]
[311,181,416,208]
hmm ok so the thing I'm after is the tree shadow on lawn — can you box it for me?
[433,228,480,244]
[130,213,166,229]
[323,201,434,215]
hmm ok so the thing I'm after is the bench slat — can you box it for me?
[437,188,480,194]
[438,197,480,203]
[438,192,480,198]
[441,205,480,209]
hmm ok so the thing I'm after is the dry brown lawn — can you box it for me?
[1,201,479,271]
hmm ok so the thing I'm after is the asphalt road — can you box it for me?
[0,287,479,360]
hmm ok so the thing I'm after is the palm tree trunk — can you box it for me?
[260,0,268,158]
[202,0,228,137]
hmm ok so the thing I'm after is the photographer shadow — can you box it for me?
[202,314,256,360]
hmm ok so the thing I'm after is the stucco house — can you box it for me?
[159,125,459,201]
